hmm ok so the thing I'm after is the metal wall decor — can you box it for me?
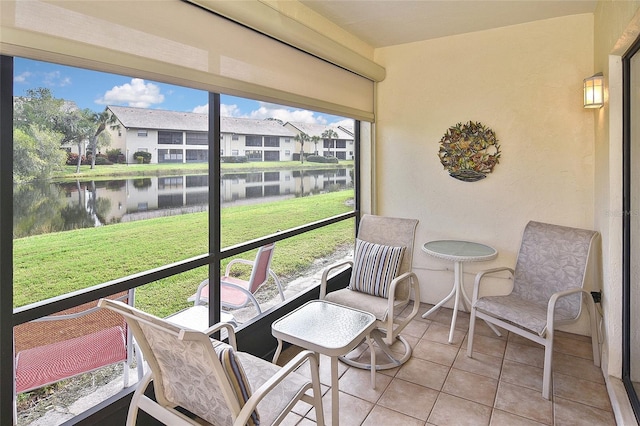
[438,121,501,182]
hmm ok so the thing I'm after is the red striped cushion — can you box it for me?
[15,326,126,393]
[349,239,406,298]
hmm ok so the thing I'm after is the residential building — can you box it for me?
[285,121,355,159]
[106,106,305,163]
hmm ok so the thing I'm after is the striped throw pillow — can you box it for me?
[349,239,406,298]
[216,345,260,426]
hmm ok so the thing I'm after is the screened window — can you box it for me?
[186,149,208,162]
[8,56,360,426]
[186,132,208,145]
[159,131,183,144]
[246,135,262,147]
[264,136,279,147]
[159,148,184,162]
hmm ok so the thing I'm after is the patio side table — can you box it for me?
[421,240,498,343]
[272,300,376,426]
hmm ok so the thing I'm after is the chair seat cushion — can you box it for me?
[15,325,126,393]
[236,352,312,425]
[326,287,391,320]
[189,277,253,308]
[349,239,405,298]
[475,294,578,336]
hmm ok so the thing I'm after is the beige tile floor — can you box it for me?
[275,303,615,426]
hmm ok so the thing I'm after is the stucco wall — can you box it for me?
[374,14,595,329]
[593,0,640,381]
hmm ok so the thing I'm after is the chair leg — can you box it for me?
[586,296,601,367]
[308,354,325,426]
[542,335,553,400]
[340,331,412,370]
[467,307,477,358]
[127,373,151,426]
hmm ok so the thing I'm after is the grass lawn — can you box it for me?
[13,190,355,317]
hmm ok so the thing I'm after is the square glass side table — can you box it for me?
[272,300,376,426]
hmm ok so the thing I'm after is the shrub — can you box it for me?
[306,155,339,164]
[133,151,152,164]
[106,149,124,163]
[94,154,113,165]
[222,156,248,163]
[66,152,85,165]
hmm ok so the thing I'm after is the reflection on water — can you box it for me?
[14,168,353,238]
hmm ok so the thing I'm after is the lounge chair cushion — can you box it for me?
[349,239,405,298]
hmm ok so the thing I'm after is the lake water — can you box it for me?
[13,168,353,238]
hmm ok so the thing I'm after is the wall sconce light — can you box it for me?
[584,72,604,108]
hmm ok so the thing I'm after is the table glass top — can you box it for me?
[272,300,375,350]
[422,240,497,262]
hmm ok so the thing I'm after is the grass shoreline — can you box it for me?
[54,160,354,181]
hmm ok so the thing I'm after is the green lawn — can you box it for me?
[13,190,355,317]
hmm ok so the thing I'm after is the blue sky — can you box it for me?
[13,58,350,126]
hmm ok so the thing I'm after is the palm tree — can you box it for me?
[311,135,320,155]
[294,132,310,163]
[321,129,339,158]
[89,109,119,169]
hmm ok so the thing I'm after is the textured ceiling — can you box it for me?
[299,0,597,47]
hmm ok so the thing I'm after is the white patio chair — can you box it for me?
[467,221,601,399]
[98,298,324,426]
[320,214,421,370]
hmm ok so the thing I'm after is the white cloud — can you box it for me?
[14,71,31,84]
[96,78,164,108]
[249,104,325,124]
[43,71,71,87]
[220,103,241,117]
[333,118,354,129]
[208,101,349,126]
[192,104,209,114]
[223,102,326,124]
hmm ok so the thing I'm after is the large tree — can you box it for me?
[13,88,68,181]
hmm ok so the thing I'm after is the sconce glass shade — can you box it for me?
[584,73,604,108]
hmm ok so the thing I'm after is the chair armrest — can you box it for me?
[472,267,515,303]
[234,350,320,426]
[192,279,209,306]
[221,280,263,315]
[204,322,237,350]
[225,258,255,275]
[319,260,353,299]
[385,271,420,330]
[268,269,285,301]
[546,287,589,333]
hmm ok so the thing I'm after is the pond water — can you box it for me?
[14,168,354,238]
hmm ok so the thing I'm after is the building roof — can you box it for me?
[108,105,296,136]
[108,105,208,132]
[223,117,296,137]
[285,122,352,140]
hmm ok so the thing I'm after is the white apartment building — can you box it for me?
[105,105,353,164]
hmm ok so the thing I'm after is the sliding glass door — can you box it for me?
[623,33,640,422]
